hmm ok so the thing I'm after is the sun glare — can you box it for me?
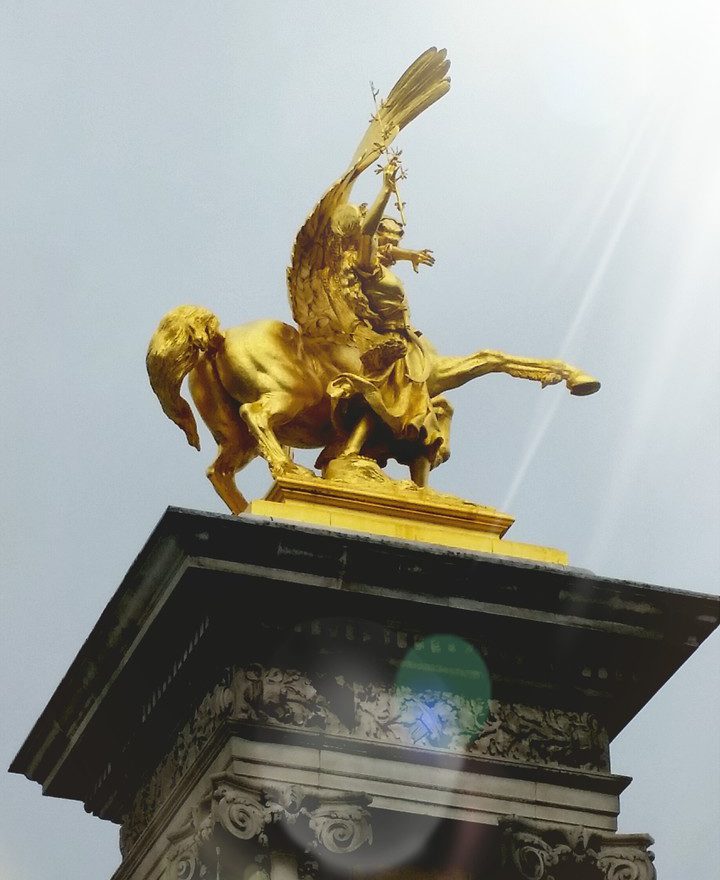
[495,2,719,518]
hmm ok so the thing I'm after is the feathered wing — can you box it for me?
[349,47,451,169]
[287,48,451,341]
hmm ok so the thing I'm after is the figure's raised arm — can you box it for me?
[287,49,450,339]
[363,159,400,237]
[358,160,401,271]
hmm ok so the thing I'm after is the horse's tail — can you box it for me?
[146,305,225,450]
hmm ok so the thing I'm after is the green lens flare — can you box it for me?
[394,634,491,748]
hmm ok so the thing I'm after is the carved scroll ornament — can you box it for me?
[212,780,271,843]
[123,662,610,856]
[303,796,373,854]
[164,776,373,880]
[499,817,656,880]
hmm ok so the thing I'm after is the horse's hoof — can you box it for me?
[322,454,390,485]
[568,373,601,396]
[273,462,317,481]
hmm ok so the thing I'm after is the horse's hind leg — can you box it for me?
[207,433,255,514]
[189,357,257,514]
[409,396,453,488]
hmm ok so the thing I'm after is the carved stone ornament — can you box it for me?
[166,821,201,880]
[121,681,234,855]
[122,663,610,855]
[596,837,658,880]
[474,702,609,771]
[303,795,373,854]
[230,663,609,771]
[163,776,374,879]
[499,817,656,880]
[160,777,275,880]
[212,780,271,843]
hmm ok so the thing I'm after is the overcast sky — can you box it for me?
[2,2,719,878]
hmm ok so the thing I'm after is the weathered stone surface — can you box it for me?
[9,509,719,878]
[499,816,656,879]
[135,770,373,880]
[121,662,609,855]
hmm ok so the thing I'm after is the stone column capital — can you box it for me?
[498,816,656,880]
[302,793,373,854]
[167,777,374,878]
[211,777,273,843]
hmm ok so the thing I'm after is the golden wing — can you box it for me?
[287,48,451,341]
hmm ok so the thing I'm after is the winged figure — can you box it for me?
[287,48,450,343]
[147,48,599,514]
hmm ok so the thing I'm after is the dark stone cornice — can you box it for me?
[10,507,719,819]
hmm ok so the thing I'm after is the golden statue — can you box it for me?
[147,48,598,560]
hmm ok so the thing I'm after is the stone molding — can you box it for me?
[229,663,608,770]
[122,664,609,854]
[164,775,372,879]
[120,681,234,855]
[499,817,656,879]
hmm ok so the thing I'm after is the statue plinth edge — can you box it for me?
[249,473,568,565]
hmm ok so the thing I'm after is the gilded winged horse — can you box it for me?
[147,48,599,515]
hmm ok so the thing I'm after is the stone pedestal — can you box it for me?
[10,508,719,879]
[249,474,566,564]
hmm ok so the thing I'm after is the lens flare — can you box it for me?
[394,633,492,748]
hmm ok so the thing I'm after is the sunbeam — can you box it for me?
[502,109,670,511]
[583,120,720,572]
[536,97,662,284]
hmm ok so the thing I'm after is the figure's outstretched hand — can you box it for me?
[382,157,401,192]
[410,249,435,272]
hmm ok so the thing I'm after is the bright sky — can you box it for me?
[2,2,718,878]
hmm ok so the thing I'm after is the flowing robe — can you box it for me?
[322,259,448,468]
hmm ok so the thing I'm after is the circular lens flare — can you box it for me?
[394,634,492,749]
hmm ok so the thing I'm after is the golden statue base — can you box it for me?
[248,457,567,565]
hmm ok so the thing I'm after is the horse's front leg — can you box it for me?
[427,351,506,395]
[484,352,601,395]
[429,351,600,396]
